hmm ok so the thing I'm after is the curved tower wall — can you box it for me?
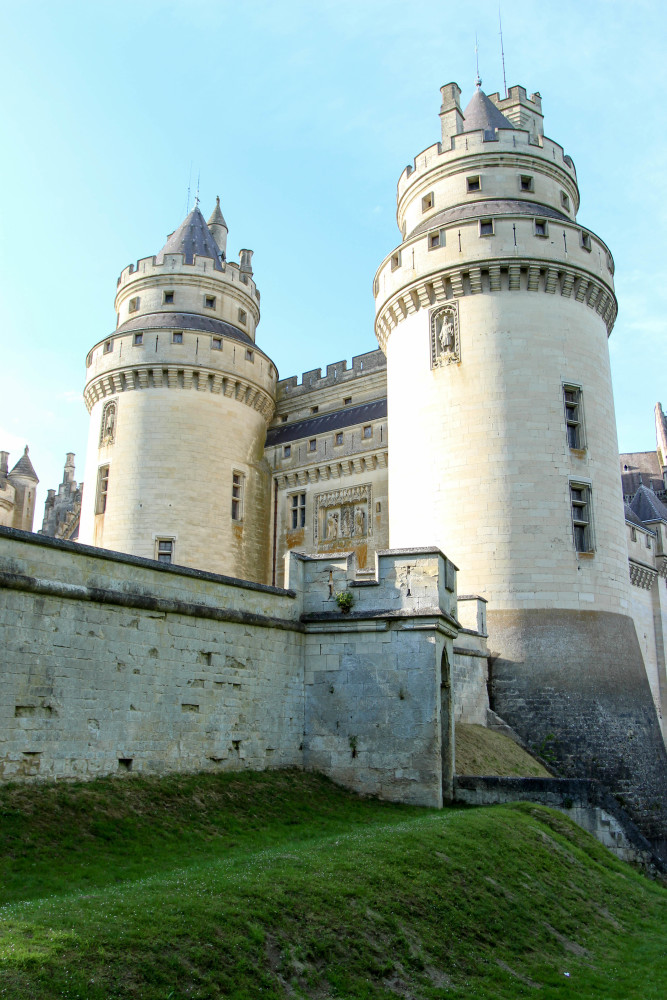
[79,230,276,585]
[375,85,667,857]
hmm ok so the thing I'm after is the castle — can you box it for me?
[2,80,667,861]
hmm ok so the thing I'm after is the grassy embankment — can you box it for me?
[0,769,665,999]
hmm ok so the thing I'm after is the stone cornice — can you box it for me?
[273,450,388,489]
[83,365,275,421]
[375,257,617,350]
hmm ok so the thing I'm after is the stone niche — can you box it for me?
[315,484,371,567]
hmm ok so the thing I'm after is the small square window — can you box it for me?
[231,471,244,521]
[343,397,352,405]
[212,337,222,350]
[172,331,183,344]
[580,231,592,252]
[560,192,570,211]
[421,192,434,212]
[156,538,174,564]
[310,405,319,414]
[428,230,445,250]
[534,219,548,237]
[391,252,401,271]
[519,175,534,192]
[245,349,254,362]
[128,297,140,313]
[238,308,247,324]
[479,218,494,237]
[205,295,216,309]
[309,438,316,452]
[467,175,481,193]
[363,425,372,439]
[335,432,343,446]
[133,333,143,346]
[281,414,288,423]
[103,340,113,354]
[163,291,174,304]
[284,445,291,458]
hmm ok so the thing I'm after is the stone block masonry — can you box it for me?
[0,528,482,806]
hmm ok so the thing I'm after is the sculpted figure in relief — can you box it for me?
[326,512,339,540]
[100,401,117,446]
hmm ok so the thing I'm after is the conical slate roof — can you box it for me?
[9,446,38,482]
[156,206,223,270]
[207,196,227,232]
[630,483,667,524]
[462,87,514,134]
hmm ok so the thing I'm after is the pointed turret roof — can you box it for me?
[207,196,227,232]
[9,446,38,482]
[462,87,514,135]
[156,206,223,270]
[630,483,667,524]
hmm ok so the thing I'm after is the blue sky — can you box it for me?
[1,0,666,514]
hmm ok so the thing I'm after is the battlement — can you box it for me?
[277,350,386,396]
[116,253,260,304]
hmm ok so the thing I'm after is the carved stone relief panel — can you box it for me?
[315,484,372,548]
[430,303,460,368]
[99,399,117,446]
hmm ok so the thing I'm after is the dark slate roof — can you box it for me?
[620,452,664,498]
[408,199,570,238]
[462,88,514,135]
[625,503,650,530]
[115,312,255,348]
[9,447,38,481]
[266,399,387,447]
[156,206,223,270]
[630,484,667,524]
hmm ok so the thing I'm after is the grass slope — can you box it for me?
[455,724,551,777]
[0,770,665,999]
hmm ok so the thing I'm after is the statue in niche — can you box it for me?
[100,400,117,446]
[438,315,455,354]
[353,506,366,537]
[340,506,352,538]
[431,305,460,368]
[326,511,339,540]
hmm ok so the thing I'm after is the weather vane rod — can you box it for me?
[475,32,481,88]
[499,7,508,99]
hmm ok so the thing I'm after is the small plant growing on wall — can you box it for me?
[349,735,358,758]
[335,591,354,613]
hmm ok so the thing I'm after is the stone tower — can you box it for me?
[0,447,39,531]
[374,81,667,851]
[78,201,276,583]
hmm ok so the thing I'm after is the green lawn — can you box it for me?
[0,770,665,998]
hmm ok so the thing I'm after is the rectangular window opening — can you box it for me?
[563,384,585,450]
[245,348,254,362]
[570,482,593,553]
[520,175,534,192]
[128,297,140,313]
[560,192,570,211]
[133,333,143,346]
[479,218,494,237]
[96,465,110,515]
[335,432,343,446]
[421,192,434,212]
[290,492,306,530]
[580,231,592,252]
[172,331,183,344]
[390,252,401,271]
[205,295,216,309]
[311,405,319,414]
[343,396,352,405]
[163,291,174,304]
[231,471,244,521]
[467,175,481,193]
[212,337,222,350]
[309,438,316,452]
[284,445,291,458]
[239,308,247,324]
[534,219,548,237]
[103,340,113,354]
[363,425,372,439]
[156,538,174,564]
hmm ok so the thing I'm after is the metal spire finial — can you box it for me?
[499,7,508,99]
[475,33,482,89]
[194,170,200,210]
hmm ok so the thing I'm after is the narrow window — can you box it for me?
[212,337,222,350]
[245,348,254,362]
[646,534,652,550]
[376,501,382,514]
[96,465,110,514]
[467,175,481,192]
[534,219,548,237]
[363,425,372,439]
[335,432,343,446]
[309,438,316,452]
[421,192,434,212]
[284,445,291,458]
[343,396,352,405]
[103,340,113,354]
[231,471,244,521]
[172,331,183,344]
[563,384,585,450]
[133,333,143,346]
[428,229,445,250]
[631,527,637,542]
[519,174,534,192]
[580,231,592,252]
[205,295,216,309]
[479,218,494,237]
[163,291,174,304]
[155,539,174,563]
[390,252,401,271]
[239,308,247,324]
[290,492,306,529]
[128,297,140,313]
[570,482,593,553]
[560,192,570,211]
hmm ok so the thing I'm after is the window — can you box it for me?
[335,432,343,446]
[96,465,110,514]
[205,295,216,309]
[343,396,352,405]
[284,445,291,458]
[290,492,306,529]
[580,231,592,252]
[172,331,183,344]
[212,337,222,350]
[631,527,637,542]
[310,405,319,414]
[133,333,143,346]
[534,219,548,237]
[231,471,244,521]
[520,174,534,192]
[309,438,316,452]
[155,539,174,563]
[103,340,113,354]
[646,534,652,550]
[128,297,140,313]
[390,252,401,271]
[429,229,445,250]
[363,425,372,439]
[239,308,247,324]
[570,482,593,553]
[376,501,382,514]
[479,218,494,237]
[563,384,585,450]
[467,175,481,192]
[560,192,570,211]
[281,414,288,423]
[245,348,254,362]
[421,192,434,212]
[163,291,174,304]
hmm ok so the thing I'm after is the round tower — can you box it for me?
[374,82,667,855]
[78,200,276,584]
